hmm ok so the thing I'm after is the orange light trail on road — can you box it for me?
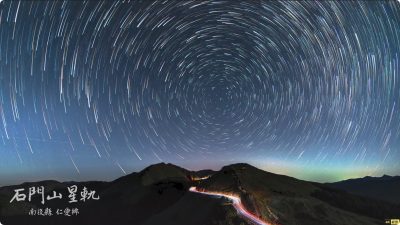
[189,187,271,225]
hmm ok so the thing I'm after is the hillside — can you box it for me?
[327,175,400,204]
[1,163,399,225]
[197,163,399,225]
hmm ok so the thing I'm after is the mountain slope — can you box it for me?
[197,163,399,225]
[327,175,400,204]
[0,163,245,225]
[1,163,398,225]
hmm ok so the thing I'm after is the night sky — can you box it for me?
[0,0,399,185]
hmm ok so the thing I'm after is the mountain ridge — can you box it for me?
[1,163,399,225]
[327,174,400,204]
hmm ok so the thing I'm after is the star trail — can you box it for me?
[0,0,399,184]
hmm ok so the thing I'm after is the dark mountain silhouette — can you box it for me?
[0,163,398,225]
[327,175,400,204]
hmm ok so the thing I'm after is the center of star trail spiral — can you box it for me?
[0,1,399,184]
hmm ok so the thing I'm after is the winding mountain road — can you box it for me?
[189,187,270,225]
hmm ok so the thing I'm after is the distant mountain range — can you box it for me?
[327,175,400,204]
[0,163,399,225]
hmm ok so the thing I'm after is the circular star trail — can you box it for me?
[0,1,399,183]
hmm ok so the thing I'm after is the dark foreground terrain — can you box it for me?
[0,163,399,225]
